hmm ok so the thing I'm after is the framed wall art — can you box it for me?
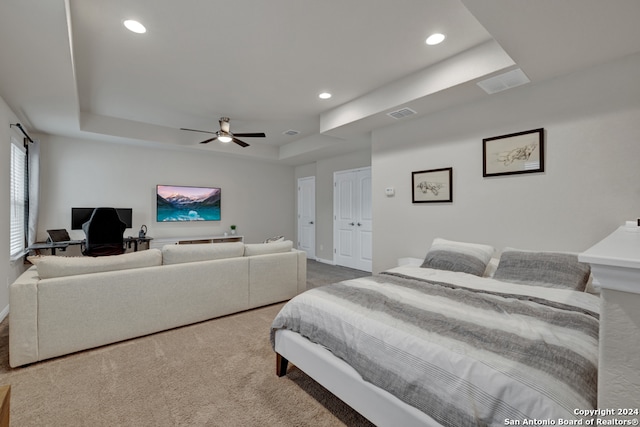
[412,167,453,203]
[156,185,221,222]
[483,128,544,177]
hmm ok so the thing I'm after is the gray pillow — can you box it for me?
[421,238,495,276]
[493,248,591,291]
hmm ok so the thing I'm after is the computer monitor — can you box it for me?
[71,207,133,230]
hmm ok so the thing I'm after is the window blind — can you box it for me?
[10,139,27,261]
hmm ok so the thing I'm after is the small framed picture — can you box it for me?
[412,167,453,203]
[483,128,544,177]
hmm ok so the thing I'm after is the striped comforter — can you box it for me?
[270,266,600,426]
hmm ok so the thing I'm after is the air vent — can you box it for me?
[387,107,417,120]
[283,129,300,136]
[477,68,530,94]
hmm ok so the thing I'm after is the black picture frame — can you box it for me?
[483,128,544,177]
[412,167,453,203]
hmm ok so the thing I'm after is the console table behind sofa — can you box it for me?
[150,235,243,249]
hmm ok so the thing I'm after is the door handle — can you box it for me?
[309,221,314,224]
[357,222,362,226]
[349,222,355,226]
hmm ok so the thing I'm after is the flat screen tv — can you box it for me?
[71,207,133,229]
[156,185,221,222]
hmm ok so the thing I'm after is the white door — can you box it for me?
[355,170,373,271]
[334,167,372,272]
[335,172,357,268]
[297,176,315,259]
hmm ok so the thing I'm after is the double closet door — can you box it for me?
[334,167,372,272]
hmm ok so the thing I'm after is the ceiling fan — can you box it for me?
[180,117,266,148]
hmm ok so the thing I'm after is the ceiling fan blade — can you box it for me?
[232,137,250,148]
[181,127,217,135]
[233,132,266,138]
[199,137,219,144]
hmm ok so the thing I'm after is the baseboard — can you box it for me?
[0,305,8,323]
[315,257,335,266]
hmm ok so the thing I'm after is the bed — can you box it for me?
[270,239,599,426]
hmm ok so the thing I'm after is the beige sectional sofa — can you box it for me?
[9,241,306,368]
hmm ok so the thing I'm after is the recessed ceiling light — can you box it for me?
[124,19,147,34]
[318,92,332,99]
[425,33,445,45]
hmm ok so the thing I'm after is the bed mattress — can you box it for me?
[271,265,600,426]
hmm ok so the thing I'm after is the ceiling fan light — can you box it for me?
[218,135,232,143]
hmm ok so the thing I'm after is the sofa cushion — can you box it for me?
[34,249,163,279]
[244,240,293,256]
[162,242,245,265]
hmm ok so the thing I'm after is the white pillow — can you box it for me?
[483,257,500,277]
[35,249,162,279]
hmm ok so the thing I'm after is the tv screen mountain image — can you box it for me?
[156,185,221,222]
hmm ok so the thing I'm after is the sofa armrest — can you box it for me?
[9,267,40,367]
[295,250,307,294]
[247,250,306,308]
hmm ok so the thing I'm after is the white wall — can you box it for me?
[6,51,640,317]
[295,149,371,263]
[1,96,27,319]
[372,53,640,272]
[37,135,296,247]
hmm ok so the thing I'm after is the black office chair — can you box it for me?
[82,207,127,256]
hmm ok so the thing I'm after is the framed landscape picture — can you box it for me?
[483,128,544,177]
[156,185,221,222]
[412,167,453,203]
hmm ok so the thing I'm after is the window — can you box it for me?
[10,138,27,261]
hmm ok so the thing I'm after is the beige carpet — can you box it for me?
[0,262,375,426]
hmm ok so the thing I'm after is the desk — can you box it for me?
[124,236,153,252]
[28,240,83,255]
[28,236,153,255]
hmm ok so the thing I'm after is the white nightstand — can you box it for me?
[579,225,640,411]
